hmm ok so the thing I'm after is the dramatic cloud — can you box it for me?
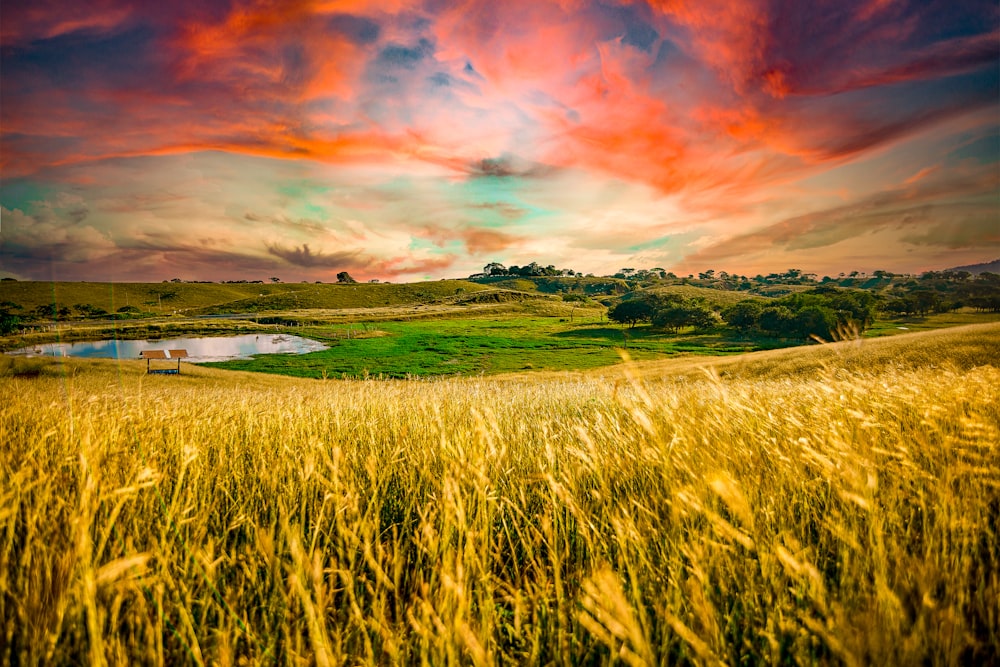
[1,0,997,280]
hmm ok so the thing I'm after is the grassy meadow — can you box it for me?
[2,324,998,665]
[206,314,783,379]
[0,279,494,317]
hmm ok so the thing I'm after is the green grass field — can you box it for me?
[207,316,793,378]
[0,279,492,316]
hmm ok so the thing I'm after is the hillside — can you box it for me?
[470,274,630,295]
[945,258,1000,275]
[0,279,493,315]
[590,321,1000,382]
[640,283,765,306]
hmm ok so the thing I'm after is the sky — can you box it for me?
[1,0,998,283]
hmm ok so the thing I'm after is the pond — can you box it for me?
[8,334,327,363]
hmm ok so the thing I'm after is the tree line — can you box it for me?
[608,287,880,341]
[608,294,718,332]
[720,288,877,339]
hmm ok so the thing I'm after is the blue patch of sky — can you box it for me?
[454,178,553,228]
[280,44,310,87]
[274,181,334,220]
[325,13,381,44]
[4,25,159,91]
[916,65,999,109]
[651,36,683,67]
[359,172,551,230]
[908,2,1000,44]
[2,133,85,165]
[591,2,660,52]
[408,235,464,255]
[624,230,702,255]
[619,12,659,51]
[949,131,1000,165]
[428,72,452,87]
[376,39,434,69]
[796,65,997,135]
[0,179,54,214]
[425,71,479,94]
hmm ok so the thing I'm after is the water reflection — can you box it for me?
[8,334,327,362]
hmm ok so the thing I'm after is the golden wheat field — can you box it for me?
[2,324,999,665]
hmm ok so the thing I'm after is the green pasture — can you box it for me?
[206,316,793,379]
[0,279,491,315]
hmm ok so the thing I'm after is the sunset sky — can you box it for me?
[1,0,998,282]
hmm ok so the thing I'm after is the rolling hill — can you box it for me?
[0,279,494,315]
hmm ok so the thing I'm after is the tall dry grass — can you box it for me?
[1,326,998,665]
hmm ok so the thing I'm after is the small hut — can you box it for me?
[140,349,188,374]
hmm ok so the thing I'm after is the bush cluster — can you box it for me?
[722,288,877,340]
[608,293,719,331]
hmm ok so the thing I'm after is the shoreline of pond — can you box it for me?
[6,333,328,363]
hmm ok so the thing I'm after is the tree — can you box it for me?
[337,271,357,284]
[687,303,719,330]
[0,301,21,335]
[652,300,718,332]
[758,306,795,336]
[33,304,57,319]
[484,262,507,276]
[884,297,915,316]
[270,276,281,283]
[0,313,20,334]
[792,305,836,340]
[722,300,763,333]
[523,262,543,276]
[608,299,654,328]
[911,289,940,315]
[826,289,877,329]
[74,304,108,318]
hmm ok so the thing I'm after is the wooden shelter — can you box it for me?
[140,349,188,374]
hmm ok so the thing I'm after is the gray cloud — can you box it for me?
[465,154,555,179]
[67,206,89,223]
[266,243,362,268]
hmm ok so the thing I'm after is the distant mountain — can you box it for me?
[944,258,1000,275]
